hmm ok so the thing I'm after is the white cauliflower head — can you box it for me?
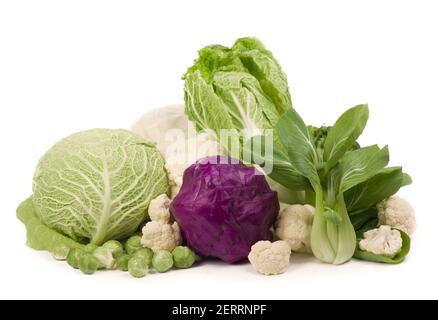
[133,106,223,199]
[359,225,403,258]
[377,196,416,235]
[141,221,181,252]
[248,241,291,275]
[131,104,191,155]
[275,204,315,253]
[148,194,171,223]
[165,132,223,198]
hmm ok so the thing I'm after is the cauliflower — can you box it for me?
[165,160,186,198]
[377,196,416,235]
[172,222,182,247]
[131,104,191,155]
[275,204,315,253]
[248,241,291,275]
[141,221,182,252]
[359,225,403,258]
[133,106,223,198]
[165,132,223,198]
[148,194,171,223]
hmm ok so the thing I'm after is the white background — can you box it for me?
[1,0,437,300]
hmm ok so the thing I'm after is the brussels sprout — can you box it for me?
[152,250,173,273]
[125,235,143,254]
[115,254,131,272]
[79,254,101,275]
[67,248,85,269]
[84,243,99,253]
[84,243,99,254]
[172,246,196,269]
[102,240,124,259]
[93,247,115,269]
[128,256,149,278]
[52,245,70,261]
[133,248,153,266]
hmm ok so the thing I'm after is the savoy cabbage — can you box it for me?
[32,129,168,245]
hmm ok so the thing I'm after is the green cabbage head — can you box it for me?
[32,129,168,245]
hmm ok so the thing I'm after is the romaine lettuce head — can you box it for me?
[183,37,292,152]
[171,156,279,263]
[32,129,168,245]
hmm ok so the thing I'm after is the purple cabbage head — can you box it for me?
[170,156,279,263]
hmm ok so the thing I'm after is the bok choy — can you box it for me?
[274,104,409,264]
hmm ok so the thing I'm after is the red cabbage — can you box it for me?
[170,156,279,263]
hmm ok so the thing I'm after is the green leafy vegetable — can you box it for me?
[322,207,343,225]
[184,37,313,208]
[183,37,292,158]
[345,167,407,212]
[274,104,411,265]
[343,157,412,239]
[355,218,379,239]
[244,135,310,190]
[402,173,413,186]
[32,129,169,245]
[350,207,379,232]
[323,104,369,172]
[310,190,357,265]
[276,107,362,264]
[17,197,84,254]
[338,145,389,193]
[309,125,361,164]
[277,107,320,188]
[232,37,292,113]
[354,229,411,264]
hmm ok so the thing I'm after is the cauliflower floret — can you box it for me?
[148,194,171,223]
[165,132,223,198]
[275,204,315,253]
[141,221,181,252]
[172,221,182,246]
[169,185,181,199]
[165,160,186,198]
[359,225,403,258]
[248,241,291,275]
[377,196,416,235]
